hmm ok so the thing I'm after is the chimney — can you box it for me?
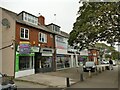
[38,15,45,26]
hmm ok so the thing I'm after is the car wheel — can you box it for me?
[83,69,86,72]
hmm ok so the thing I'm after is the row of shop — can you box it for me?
[15,46,88,78]
[15,43,99,78]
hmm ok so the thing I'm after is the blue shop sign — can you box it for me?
[19,43,30,54]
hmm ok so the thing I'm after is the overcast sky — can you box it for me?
[0,0,80,33]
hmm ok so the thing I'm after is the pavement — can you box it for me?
[15,65,118,88]
[15,67,82,88]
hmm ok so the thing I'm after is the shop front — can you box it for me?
[15,52,35,78]
[15,42,35,78]
[56,54,71,69]
[78,56,88,66]
[79,49,89,66]
[34,48,54,73]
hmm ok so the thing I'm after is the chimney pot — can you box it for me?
[38,15,45,25]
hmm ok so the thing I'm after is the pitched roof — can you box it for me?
[1,7,69,38]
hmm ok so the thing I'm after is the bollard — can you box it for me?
[95,68,97,75]
[88,70,92,78]
[102,67,104,71]
[99,67,101,73]
[80,73,84,81]
[66,77,70,87]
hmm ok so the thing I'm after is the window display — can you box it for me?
[40,57,52,68]
[56,55,70,69]
[19,56,33,70]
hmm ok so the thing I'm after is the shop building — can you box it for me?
[47,23,72,70]
[88,48,99,65]
[0,7,81,78]
[15,11,55,77]
[0,7,56,77]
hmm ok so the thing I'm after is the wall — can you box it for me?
[2,9,15,76]
[88,49,99,64]
[16,23,54,48]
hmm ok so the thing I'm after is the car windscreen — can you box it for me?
[85,62,94,66]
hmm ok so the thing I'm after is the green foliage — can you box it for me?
[111,51,120,60]
[95,43,119,59]
[68,1,120,50]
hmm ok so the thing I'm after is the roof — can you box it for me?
[16,20,55,34]
[61,31,69,38]
[0,7,18,20]
[17,11,38,18]
[47,23,61,28]
[1,7,69,38]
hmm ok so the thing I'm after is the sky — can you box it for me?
[0,0,119,51]
[0,0,80,33]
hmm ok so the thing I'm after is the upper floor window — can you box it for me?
[38,32,47,43]
[20,27,29,40]
[56,36,64,43]
[23,12,38,25]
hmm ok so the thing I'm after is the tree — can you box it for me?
[95,43,119,60]
[68,1,120,50]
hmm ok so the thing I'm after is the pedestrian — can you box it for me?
[109,58,113,70]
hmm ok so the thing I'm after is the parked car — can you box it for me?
[101,60,109,64]
[83,61,97,72]
[0,73,17,90]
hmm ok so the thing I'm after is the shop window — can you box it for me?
[19,56,33,70]
[56,56,70,69]
[40,57,52,68]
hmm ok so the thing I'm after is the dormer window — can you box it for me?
[23,12,38,25]
[51,24,60,33]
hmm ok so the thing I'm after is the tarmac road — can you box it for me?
[70,65,118,88]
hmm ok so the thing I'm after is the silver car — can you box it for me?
[0,73,17,90]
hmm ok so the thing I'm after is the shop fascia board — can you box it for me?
[40,48,54,53]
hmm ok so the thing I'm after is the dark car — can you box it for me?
[0,73,17,90]
[83,61,97,72]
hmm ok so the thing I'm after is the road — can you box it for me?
[70,65,118,88]
[14,65,119,89]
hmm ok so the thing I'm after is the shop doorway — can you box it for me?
[35,53,53,73]
[35,52,41,73]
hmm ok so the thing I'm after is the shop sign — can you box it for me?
[79,57,84,61]
[19,42,30,54]
[31,46,40,52]
[40,48,54,53]
[42,53,52,56]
